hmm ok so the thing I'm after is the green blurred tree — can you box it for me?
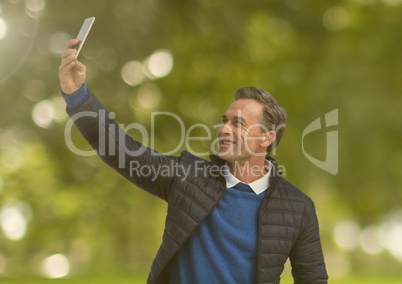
[0,0,402,277]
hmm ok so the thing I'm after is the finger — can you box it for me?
[75,60,86,72]
[59,52,76,69]
[65,39,80,49]
[58,55,77,73]
[60,48,77,59]
[58,60,76,76]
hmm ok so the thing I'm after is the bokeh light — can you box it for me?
[32,100,55,128]
[323,6,350,32]
[333,213,402,263]
[121,61,146,86]
[146,49,174,78]
[380,212,402,262]
[333,220,360,251]
[42,254,70,278]
[0,2,39,84]
[24,0,46,19]
[0,204,28,240]
[136,83,162,108]
[385,225,402,261]
[0,17,7,40]
[359,226,383,255]
[48,32,70,55]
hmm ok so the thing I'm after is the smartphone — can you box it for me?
[74,16,95,58]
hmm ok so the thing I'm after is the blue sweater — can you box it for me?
[170,184,265,284]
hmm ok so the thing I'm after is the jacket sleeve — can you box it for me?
[289,201,328,284]
[65,88,178,201]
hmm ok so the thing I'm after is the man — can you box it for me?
[59,39,328,284]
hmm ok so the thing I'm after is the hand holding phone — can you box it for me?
[74,17,95,58]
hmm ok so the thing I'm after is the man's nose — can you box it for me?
[218,122,231,135]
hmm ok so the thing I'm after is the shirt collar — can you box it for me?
[223,160,272,195]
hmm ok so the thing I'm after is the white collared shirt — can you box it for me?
[223,160,272,195]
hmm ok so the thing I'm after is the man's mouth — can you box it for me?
[219,138,237,146]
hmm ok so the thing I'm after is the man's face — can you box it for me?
[218,99,271,164]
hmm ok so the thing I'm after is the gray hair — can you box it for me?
[234,87,288,153]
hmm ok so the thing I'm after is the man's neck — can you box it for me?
[227,158,269,184]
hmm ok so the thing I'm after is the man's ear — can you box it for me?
[261,131,276,148]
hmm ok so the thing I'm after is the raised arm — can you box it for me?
[59,40,178,201]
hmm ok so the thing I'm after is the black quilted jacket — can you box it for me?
[66,89,328,284]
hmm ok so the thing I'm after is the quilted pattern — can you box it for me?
[67,90,328,284]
